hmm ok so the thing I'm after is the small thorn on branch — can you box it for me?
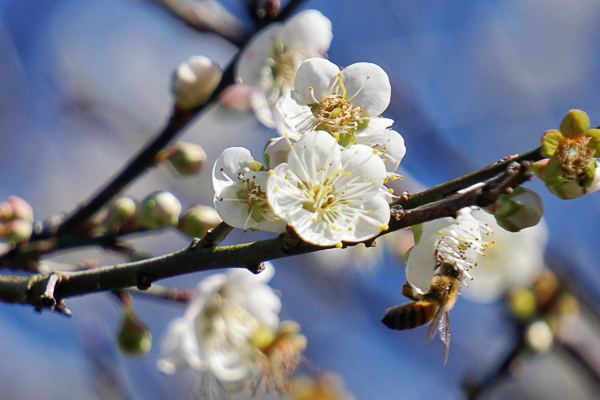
[136,274,152,291]
[34,272,71,316]
[189,237,201,248]
[40,272,60,309]
[363,238,377,248]
[247,262,266,274]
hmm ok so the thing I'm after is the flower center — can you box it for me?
[265,40,314,105]
[555,136,595,177]
[311,74,365,146]
[301,171,350,212]
[238,173,270,222]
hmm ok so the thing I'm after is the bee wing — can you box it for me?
[424,301,446,344]
[441,310,450,366]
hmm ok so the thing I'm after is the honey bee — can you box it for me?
[381,260,464,365]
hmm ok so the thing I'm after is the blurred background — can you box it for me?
[1,0,600,399]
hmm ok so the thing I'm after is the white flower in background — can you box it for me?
[406,208,492,294]
[463,209,548,303]
[267,131,390,247]
[213,147,286,232]
[157,263,281,385]
[235,10,332,128]
[276,58,406,173]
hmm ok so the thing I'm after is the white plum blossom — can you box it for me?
[157,263,281,386]
[406,207,492,294]
[213,147,286,232]
[463,209,548,303]
[266,131,390,247]
[235,10,332,128]
[276,58,406,173]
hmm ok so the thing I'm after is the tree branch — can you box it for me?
[395,147,542,210]
[0,161,531,312]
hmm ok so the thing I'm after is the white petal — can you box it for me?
[339,144,387,193]
[250,87,276,128]
[214,184,258,230]
[293,58,340,105]
[205,345,251,382]
[286,130,341,184]
[264,136,295,168]
[275,91,315,136]
[157,318,204,374]
[212,147,254,195]
[406,234,439,292]
[341,62,391,117]
[356,119,406,172]
[235,23,283,86]
[280,10,333,54]
[341,195,390,242]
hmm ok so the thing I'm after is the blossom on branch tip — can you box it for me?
[276,58,405,173]
[235,10,332,127]
[266,131,390,247]
[172,56,223,109]
[405,208,492,294]
[538,109,600,199]
[157,263,281,386]
[212,147,286,232]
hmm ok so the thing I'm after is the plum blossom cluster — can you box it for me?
[213,55,406,247]
[158,263,306,395]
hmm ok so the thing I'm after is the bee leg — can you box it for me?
[401,282,420,301]
[443,311,450,366]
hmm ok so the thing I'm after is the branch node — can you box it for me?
[363,238,377,248]
[189,237,201,249]
[40,272,61,310]
[247,262,265,274]
[54,299,72,317]
[390,204,405,221]
[280,224,303,250]
[136,274,152,291]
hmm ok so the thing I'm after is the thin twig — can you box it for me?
[153,0,250,46]
[395,148,542,210]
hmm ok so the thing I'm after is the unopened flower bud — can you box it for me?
[138,191,182,230]
[264,137,294,169]
[0,219,33,243]
[105,196,138,229]
[492,187,543,232]
[0,196,33,222]
[560,109,589,138]
[508,287,536,321]
[117,309,152,357]
[172,56,223,109]
[525,320,553,353]
[177,205,221,238]
[167,142,207,176]
[219,83,252,111]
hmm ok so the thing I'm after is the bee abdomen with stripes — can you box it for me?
[381,300,437,330]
